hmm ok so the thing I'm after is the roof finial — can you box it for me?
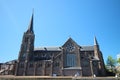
[68,35,71,38]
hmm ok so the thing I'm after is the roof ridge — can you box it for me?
[35,46,61,48]
[81,45,94,47]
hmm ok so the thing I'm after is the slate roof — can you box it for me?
[34,46,94,51]
[5,60,17,64]
[34,47,62,51]
[80,46,94,51]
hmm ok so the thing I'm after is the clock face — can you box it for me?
[66,43,75,52]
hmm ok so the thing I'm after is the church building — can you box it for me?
[0,13,106,76]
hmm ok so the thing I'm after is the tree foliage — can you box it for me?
[107,56,116,67]
[106,56,117,73]
[117,58,120,64]
[106,56,120,76]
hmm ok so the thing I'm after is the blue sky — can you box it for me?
[0,0,120,63]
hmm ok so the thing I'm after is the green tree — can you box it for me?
[106,56,116,72]
[116,58,120,76]
[107,56,116,67]
[117,58,120,64]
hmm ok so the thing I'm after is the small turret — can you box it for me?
[94,36,98,46]
[94,36,106,76]
[94,36,99,59]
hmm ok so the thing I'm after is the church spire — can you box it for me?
[94,36,98,45]
[26,12,34,33]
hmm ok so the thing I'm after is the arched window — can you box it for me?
[46,63,51,67]
[20,63,24,68]
[54,61,59,67]
[66,53,76,67]
[37,63,42,67]
[29,63,34,68]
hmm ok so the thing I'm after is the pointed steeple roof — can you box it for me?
[94,36,98,45]
[26,12,34,33]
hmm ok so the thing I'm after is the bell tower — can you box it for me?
[18,13,35,62]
